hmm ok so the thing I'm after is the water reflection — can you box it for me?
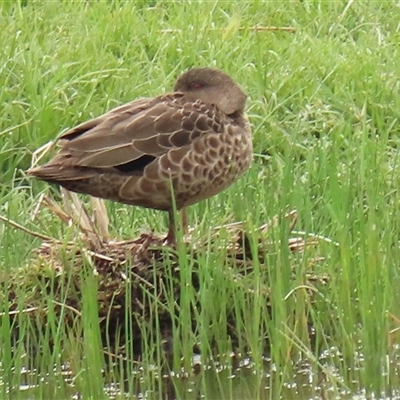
[7,345,400,399]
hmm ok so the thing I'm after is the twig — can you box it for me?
[0,214,62,243]
[52,300,82,317]
[30,140,56,169]
[0,307,39,317]
[40,195,72,225]
[61,189,103,248]
[337,0,354,25]
[31,193,45,221]
[239,26,295,32]
[161,26,296,34]
[291,231,339,246]
[91,197,110,239]
[283,285,319,300]
[260,209,298,234]
[329,0,354,35]
[101,348,140,364]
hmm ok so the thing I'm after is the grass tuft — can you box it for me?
[2,1,400,398]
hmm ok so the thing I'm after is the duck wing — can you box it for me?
[55,93,222,172]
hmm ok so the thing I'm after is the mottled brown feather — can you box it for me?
[28,67,253,242]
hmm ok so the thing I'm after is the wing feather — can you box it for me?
[50,93,222,174]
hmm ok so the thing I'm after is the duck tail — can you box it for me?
[27,161,89,183]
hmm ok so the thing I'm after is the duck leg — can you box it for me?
[181,207,188,235]
[165,208,188,244]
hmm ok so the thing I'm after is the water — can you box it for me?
[3,346,400,399]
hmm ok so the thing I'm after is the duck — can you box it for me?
[28,67,253,243]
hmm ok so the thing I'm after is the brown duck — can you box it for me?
[28,67,253,242]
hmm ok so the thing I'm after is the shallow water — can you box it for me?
[5,346,400,399]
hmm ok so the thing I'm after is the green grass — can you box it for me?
[2,0,400,398]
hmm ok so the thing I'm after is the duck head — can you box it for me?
[174,67,247,116]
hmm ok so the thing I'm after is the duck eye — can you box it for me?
[190,82,204,90]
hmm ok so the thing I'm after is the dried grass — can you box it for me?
[2,188,329,356]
